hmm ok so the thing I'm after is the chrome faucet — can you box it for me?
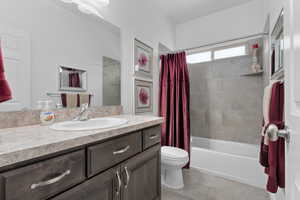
[73,103,89,121]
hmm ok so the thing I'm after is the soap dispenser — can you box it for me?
[39,100,55,125]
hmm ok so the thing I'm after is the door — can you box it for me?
[284,0,300,199]
[103,56,121,106]
[52,167,121,200]
[0,25,30,111]
[121,145,161,200]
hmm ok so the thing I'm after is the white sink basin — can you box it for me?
[50,117,128,131]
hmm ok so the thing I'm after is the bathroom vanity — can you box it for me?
[0,115,163,200]
[0,1,162,199]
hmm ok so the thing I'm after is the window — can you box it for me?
[214,45,246,60]
[186,44,248,65]
[186,51,212,64]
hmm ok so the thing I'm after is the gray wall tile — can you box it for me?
[189,53,264,145]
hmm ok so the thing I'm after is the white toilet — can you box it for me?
[161,146,189,189]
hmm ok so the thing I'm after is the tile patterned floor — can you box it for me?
[162,168,270,200]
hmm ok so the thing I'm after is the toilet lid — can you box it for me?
[161,146,189,160]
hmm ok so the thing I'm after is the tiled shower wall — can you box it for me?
[189,55,264,145]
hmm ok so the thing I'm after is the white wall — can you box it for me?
[263,0,285,198]
[0,0,176,114]
[99,0,176,114]
[263,0,284,30]
[0,0,121,108]
[175,0,264,50]
[262,1,285,199]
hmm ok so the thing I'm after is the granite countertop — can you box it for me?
[0,115,163,168]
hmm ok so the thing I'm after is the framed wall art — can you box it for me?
[134,78,153,114]
[271,9,284,78]
[134,39,153,78]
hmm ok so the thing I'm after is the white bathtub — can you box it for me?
[190,137,267,188]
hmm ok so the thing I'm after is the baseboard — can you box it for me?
[269,194,276,200]
[268,189,285,200]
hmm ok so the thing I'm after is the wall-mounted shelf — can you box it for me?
[241,70,264,77]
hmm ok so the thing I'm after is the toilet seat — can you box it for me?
[161,146,189,162]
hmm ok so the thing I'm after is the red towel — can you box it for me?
[69,73,81,88]
[0,45,12,103]
[259,81,285,193]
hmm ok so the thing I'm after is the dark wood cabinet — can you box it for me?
[87,132,142,177]
[0,150,85,200]
[121,145,161,200]
[0,125,161,200]
[142,126,161,150]
[52,167,120,200]
[53,144,161,200]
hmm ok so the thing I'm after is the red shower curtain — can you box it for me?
[159,52,191,167]
[69,73,80,88]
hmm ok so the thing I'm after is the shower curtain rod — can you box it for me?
[167,32,269,54]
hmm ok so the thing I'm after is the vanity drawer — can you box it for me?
[0,150,86,200]
[88,132,142,177]
[143,126,161,150]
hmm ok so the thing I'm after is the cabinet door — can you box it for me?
[121,145,161,200]
[52,167,121,200]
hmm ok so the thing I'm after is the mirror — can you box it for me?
[0,0,121,111]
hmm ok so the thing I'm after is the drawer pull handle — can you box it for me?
[149,135,159,140]
[30,170,71,190]
[124,166,130,189]
[116,171,122,196]
[113,145,130,155]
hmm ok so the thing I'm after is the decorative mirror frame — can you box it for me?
[58,66,88,92]
[271,9,284,78]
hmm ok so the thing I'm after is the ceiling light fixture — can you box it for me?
[61,0,109,19]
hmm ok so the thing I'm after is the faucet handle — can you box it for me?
[80,103,89,110]
[73,103,90,121]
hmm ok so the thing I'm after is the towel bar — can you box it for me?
[267,124,290,143]
[47,92,93,97]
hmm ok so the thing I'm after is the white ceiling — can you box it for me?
[152,0,255,24]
